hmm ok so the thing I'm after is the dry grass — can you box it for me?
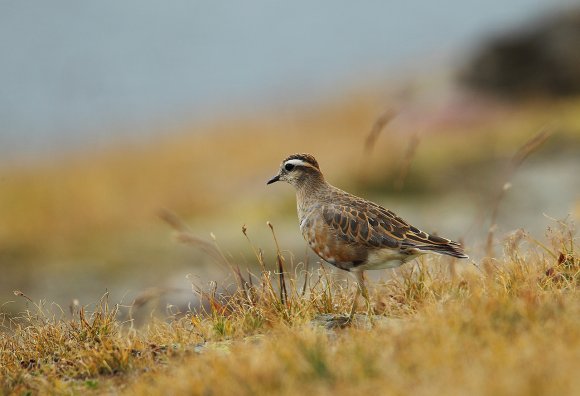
[1,90,580,394]
[1,220,578,395]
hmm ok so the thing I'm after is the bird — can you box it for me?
[266,153,468,320]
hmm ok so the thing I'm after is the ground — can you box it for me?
[1,221,578,395]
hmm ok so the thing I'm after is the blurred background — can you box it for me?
[1,1,579,316]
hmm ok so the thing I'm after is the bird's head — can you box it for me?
[266,153,323,189]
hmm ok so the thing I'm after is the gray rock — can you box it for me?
[460,9,580,98]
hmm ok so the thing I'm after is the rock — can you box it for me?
[309,313,406,331]
[460,8,580,98]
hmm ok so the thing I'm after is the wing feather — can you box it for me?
[321,194,467,258]
[322,203,405,249]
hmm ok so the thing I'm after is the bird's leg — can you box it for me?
[356,270,369,302]
[348,270,372,324]
[356,271,374,324]
[348,282,361,322]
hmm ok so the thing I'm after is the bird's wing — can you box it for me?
[321,199,467,258]
[321,202,408,249]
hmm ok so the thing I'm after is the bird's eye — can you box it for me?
[284,163,295,171]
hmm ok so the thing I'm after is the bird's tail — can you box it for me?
[403,227,468,259]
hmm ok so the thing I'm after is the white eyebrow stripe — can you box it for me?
[284,159,309,167]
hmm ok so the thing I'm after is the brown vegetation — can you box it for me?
[1,221,578,395]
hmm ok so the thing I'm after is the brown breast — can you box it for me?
[301,214,367,268]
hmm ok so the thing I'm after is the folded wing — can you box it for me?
[321,200,467,259]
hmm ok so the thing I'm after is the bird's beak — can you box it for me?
[266,174,280,185]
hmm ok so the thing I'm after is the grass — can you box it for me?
[1,88,580,394]
[1,220,578,395]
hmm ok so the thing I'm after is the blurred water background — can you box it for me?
[1,0,576,157]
